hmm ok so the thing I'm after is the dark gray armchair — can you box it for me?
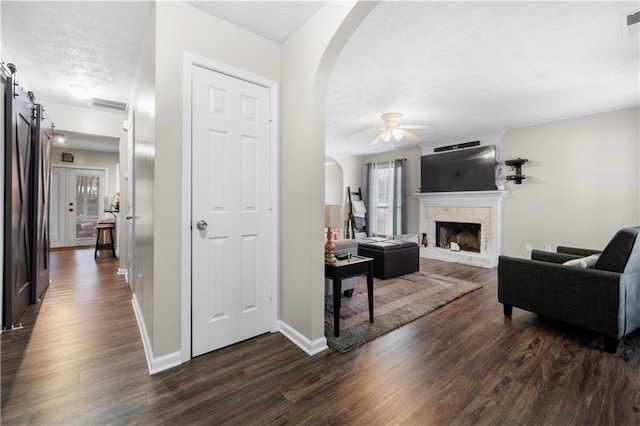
[498,227,640,353]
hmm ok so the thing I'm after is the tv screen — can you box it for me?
[421,145,497,192]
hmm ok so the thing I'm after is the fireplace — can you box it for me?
[436,221,481,252]
[415,191,506,268]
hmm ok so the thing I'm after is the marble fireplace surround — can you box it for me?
[415,191,507,268]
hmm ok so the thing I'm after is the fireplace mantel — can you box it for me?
[415,191,507,268]
[415,190,507,206]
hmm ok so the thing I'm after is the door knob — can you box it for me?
[196,220,208,230]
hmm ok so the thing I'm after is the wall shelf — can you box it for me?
[504,158,528,184]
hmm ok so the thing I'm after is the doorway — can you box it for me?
[51,166,107,248]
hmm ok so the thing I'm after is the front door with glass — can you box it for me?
[51,167,106,248]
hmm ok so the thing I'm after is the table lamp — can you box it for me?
[325,204,341,263]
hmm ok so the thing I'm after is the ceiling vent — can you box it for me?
[92,97,127,111]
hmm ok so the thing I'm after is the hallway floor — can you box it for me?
[2,249,639,425]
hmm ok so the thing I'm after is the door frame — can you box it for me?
[50,164,109,248]
[181,52,279,362]
[124,114,135,291]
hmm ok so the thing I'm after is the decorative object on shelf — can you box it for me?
[504,157,528,184]
[325,204,342,263]
[61,152,74,163]
[421,233,427,247]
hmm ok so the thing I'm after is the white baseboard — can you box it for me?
[117,268,127,276]
[131,294,183,375]
[278,320,328,355]
[149,350,182,375]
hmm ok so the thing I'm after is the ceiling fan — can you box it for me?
[371,112,432,146]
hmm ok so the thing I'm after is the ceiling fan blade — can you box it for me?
[381,129,391,142]
[370,134,382,146]
[401,130,421,143]
[400,124,433,130]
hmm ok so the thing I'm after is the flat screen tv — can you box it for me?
[421,145,497,192]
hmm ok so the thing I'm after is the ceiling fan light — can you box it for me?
[392,128,403,141]
[382,132,391,142]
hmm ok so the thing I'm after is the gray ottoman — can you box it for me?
[357,240,419,279]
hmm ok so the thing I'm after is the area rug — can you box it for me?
[324,271,483,353]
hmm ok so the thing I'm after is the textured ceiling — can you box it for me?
[2,1,638,155]
[187,1,327,44]
[326,1,640,154]
[0,0,323,151]
[2,1,152,112]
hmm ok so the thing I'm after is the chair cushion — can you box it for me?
[562,254,600,268]
[594,227,640,273]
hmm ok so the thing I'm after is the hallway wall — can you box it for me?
[51,147,119,199]
[151,1,280,360]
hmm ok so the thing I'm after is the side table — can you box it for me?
[325,255,374,337]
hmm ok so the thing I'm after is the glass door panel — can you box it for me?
[74,175,101,240]
[68,169,105,246]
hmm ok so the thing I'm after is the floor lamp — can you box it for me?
[325,204,341,263]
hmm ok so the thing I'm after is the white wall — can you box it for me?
[280,1,377,343]
[126,0,374,360]
[151,1,281,358]
[325,153,364,237]
[43,102,125,138]
[51,147,119,198]
[363,146,422,235]
[118,127,127,274]
[325,159,343,205]
[502,107,640,258]
[131,5,157,350]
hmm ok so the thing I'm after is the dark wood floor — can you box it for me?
[2,249,639,425]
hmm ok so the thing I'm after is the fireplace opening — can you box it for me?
[436,221,481,253]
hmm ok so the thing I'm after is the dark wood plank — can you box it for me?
[2,251,639,425]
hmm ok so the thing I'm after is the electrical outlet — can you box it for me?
[525,243,533,252]
[545,245,552,252]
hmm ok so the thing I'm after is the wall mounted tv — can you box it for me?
[420,145,497,192]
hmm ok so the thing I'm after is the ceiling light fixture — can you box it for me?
[371,112,432,147]
[69,85,90,99]
[53,133,66,144]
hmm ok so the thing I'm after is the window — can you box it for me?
[366,159,406,238]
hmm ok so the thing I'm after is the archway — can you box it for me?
[278,1,378,352]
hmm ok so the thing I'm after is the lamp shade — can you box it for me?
[325,204,342,228]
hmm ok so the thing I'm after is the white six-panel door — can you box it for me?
[191,65,274,357]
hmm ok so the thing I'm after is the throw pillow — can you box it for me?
[563,254,600,268]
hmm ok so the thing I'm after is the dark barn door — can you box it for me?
[31,104,53,303]
[3,77,34,327]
